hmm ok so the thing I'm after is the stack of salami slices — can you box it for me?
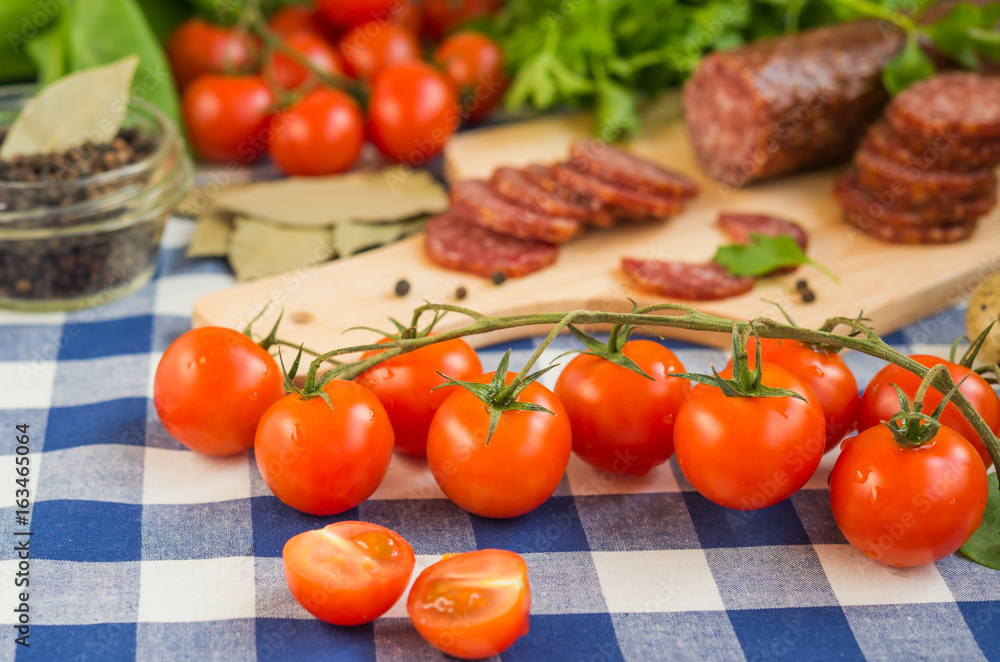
[835,72,1000,244]
[425,140,698,279]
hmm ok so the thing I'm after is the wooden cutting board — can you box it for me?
[193,108,1000,352]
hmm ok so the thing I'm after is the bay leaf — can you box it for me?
[333,217,427,257]
[228,217,336,282]
[0,55,138,159]
[186,211,234,258]
[959,472,1000,571]
[214,167,448,227]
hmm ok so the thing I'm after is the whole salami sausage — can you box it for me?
[682,20,904,187]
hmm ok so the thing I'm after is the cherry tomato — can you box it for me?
[427,372,572,518]
[182,75,275,163]
[368,61,459,164]
[829,424,988,567]
[674,364,826,510]
[407,549,530,659]
[154,327,285,456]
[268,5,335,41]
[254,380,394,515]
[317,0,398,29]
[265,31,345,90]
[434,31,507,123]
[554,340,691,476]
[338,22,421,80]
[166,19,255,89]
[392,0,422,34]
[858,355,999,468]
[284,521,415,625]
[732,337,859,452]
[268,87,364,176]
[355,337,482,456]
[421,0,500,41]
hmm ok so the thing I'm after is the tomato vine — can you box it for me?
[281,301,1000,477]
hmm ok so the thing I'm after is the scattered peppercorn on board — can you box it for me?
[193,111,1000,352]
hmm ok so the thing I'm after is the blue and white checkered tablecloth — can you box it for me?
[1,216,998,662]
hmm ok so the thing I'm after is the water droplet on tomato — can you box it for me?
[808,365,824,378]
[368,409,374,420]
[198,356,206,365]
[868,487,880,508]
[662,414,674,424]
[864,549,878,559]
[249,391,257,401]
[382,368,394,380]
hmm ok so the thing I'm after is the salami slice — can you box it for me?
[424,212,558,278]
[718,213,808,251]
[569,140,699,199]
[887,72,1000,141]
[863,120,1000,172]
[835,171,980,244]
[550,163,686,219]
[450,179,585,244]
[520,165,615,227]
[490,167,602,225]
[854,145,997,206]
[682,20,904,187]
[621,258,754,301]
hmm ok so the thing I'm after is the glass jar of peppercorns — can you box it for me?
[0,85,192,311]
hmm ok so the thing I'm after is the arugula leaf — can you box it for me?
[959,472,1000,571]
[714,233,838,282]
[882,32,936,96]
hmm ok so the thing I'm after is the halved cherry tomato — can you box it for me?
[674,364,826,510]
[182,75,275,163]
[858,355,999,468]
[338,22,421,80]
[265,31,345,90]
[154,327,285,456]
[254,380,394,515]
[829,423,988,567]
[355,337,482,455]
[427,372,572,518]
[368,61,459,164]
[434,30,507,123]
[284,521,415,625]
[407,549,530,659]
[268,87,364,176]
[733,336,860,452]
[555,340,691,476]
[166,19,255,89]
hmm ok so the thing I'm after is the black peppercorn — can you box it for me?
[455,286,467,300]
[394,279,411,296]
[0,127,161,303]
[491,271,506,285]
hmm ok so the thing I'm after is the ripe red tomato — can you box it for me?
[317,0,397,29]
[268,87,364,176]
[434,31,507,123]
[166,19,255,89]
[254,380,394,515]
[182,75,275,163]
[355,338,482,455]
[407,549,530,659]
[674,364,826,510]
[154,327,285,456]
[734,337,859,452]
[284,521,415,625]
[368,62,459,164]
[554,340,691,476]
[427,372,572,518]
[265,31,345,90]
[338,22,421,80]
[829,424,988,567]
[268,5,335,40]
[858,355,999,468]
[421,0,500,41]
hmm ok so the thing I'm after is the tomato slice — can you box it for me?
[407,549,530,659]
[283,521,415,626]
